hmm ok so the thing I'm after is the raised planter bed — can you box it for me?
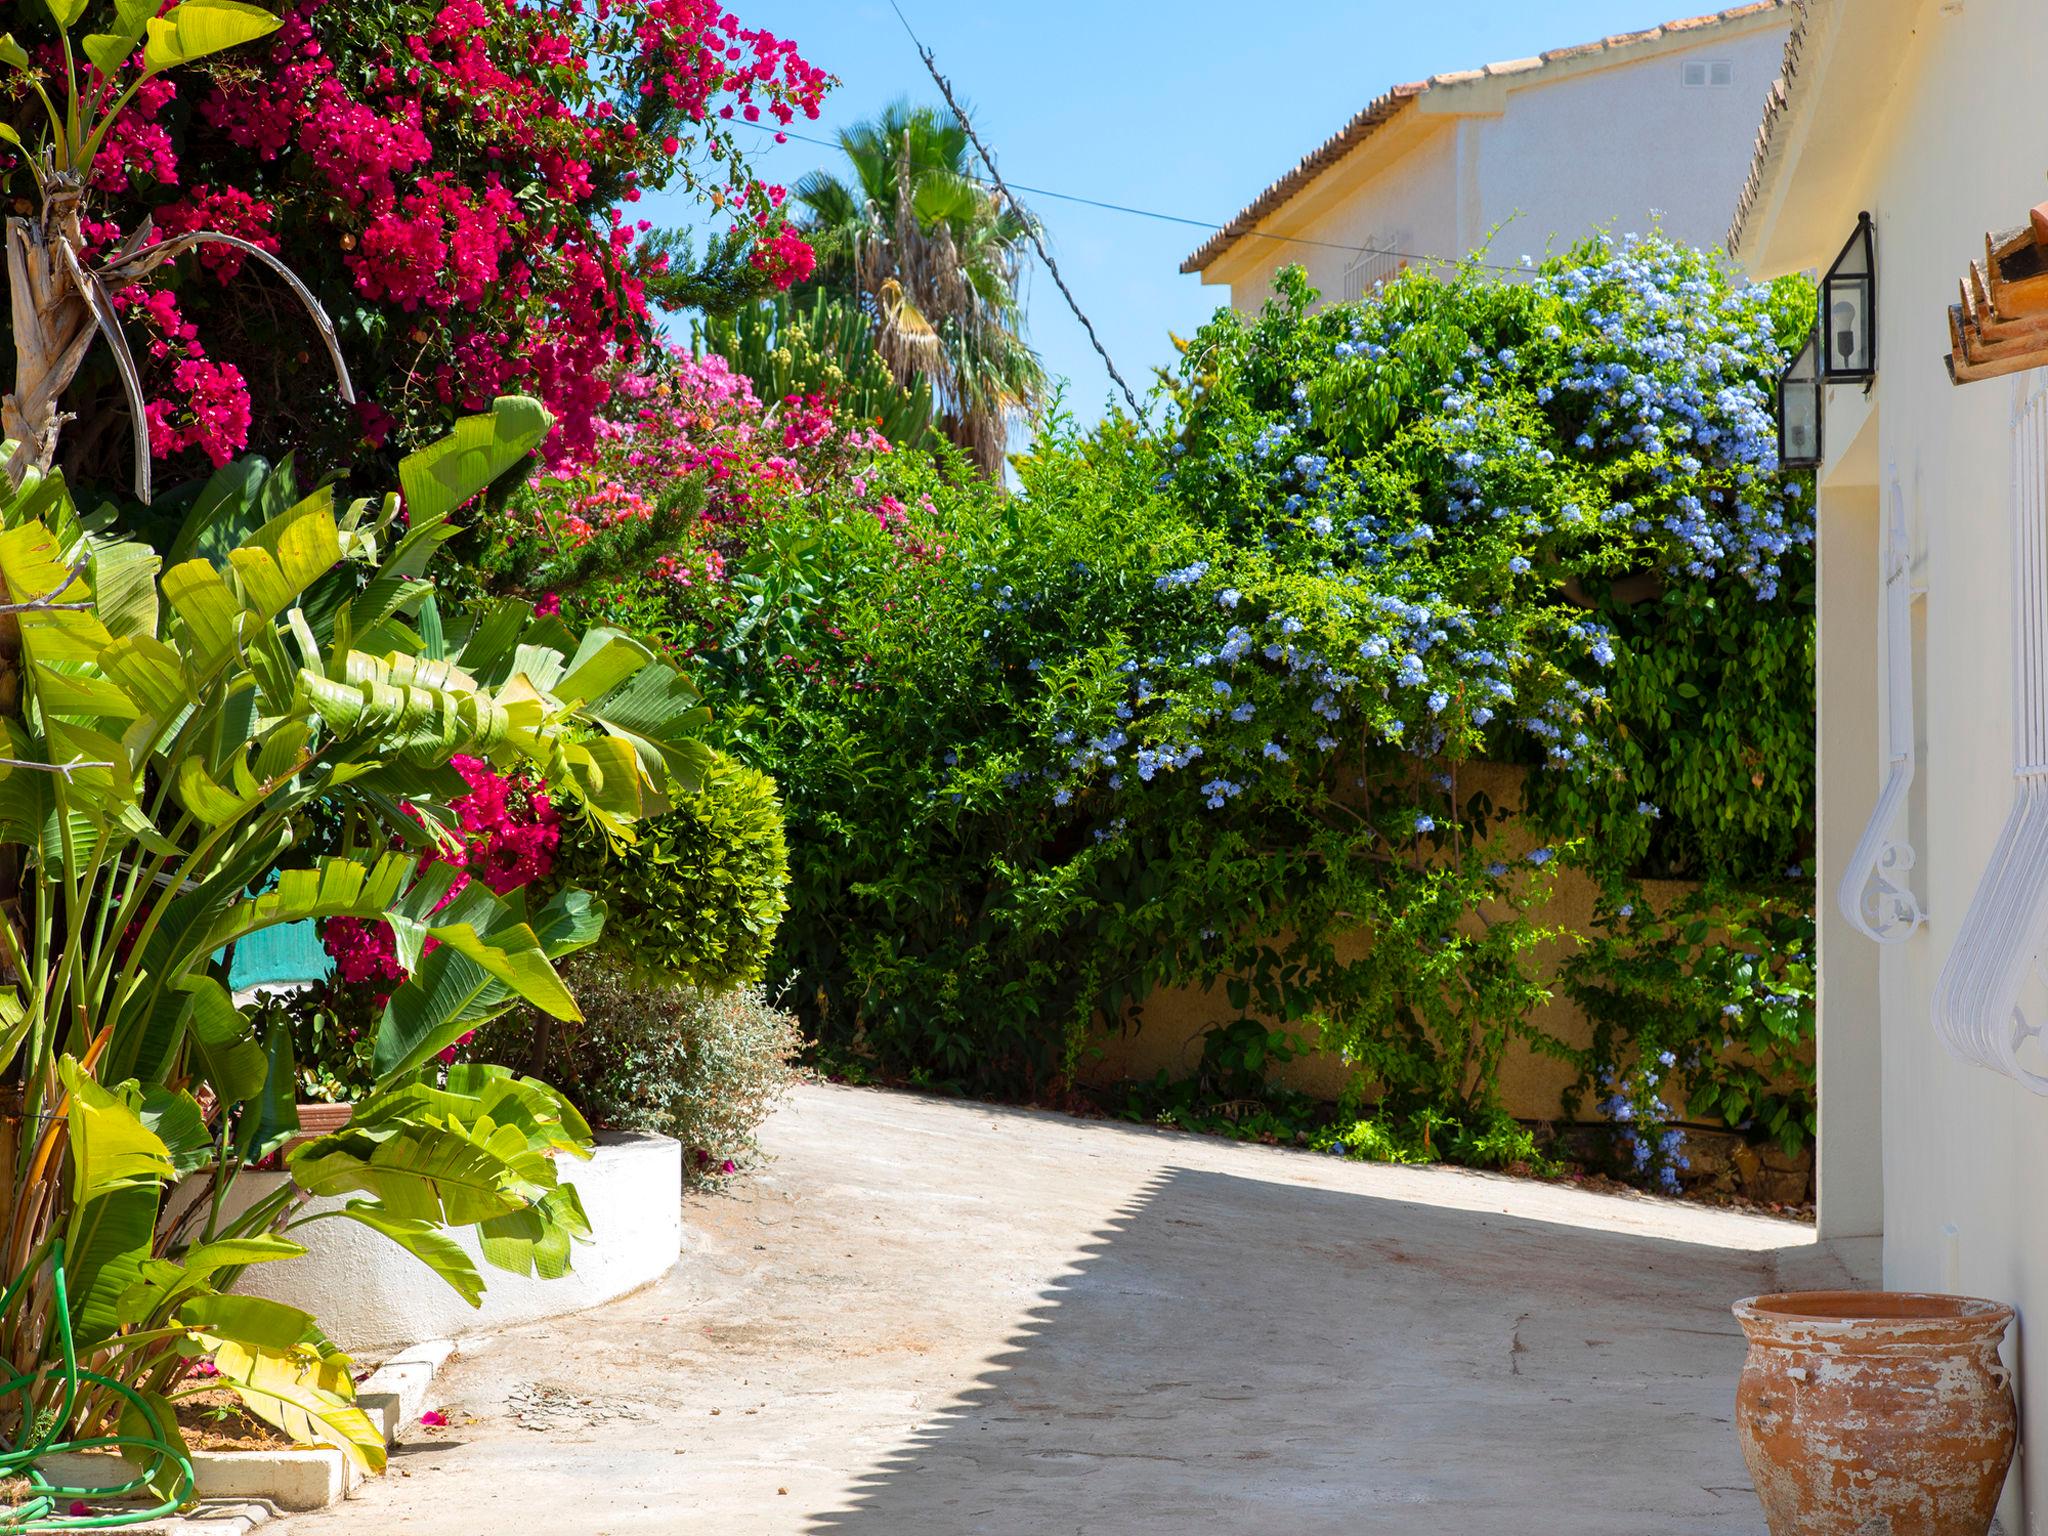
[226,1130,683,1353]
[37,1339,453,1527]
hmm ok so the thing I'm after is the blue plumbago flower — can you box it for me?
[1472,706,1494,725]
[1315,735,1338,751]
[1414,813,1436,833]
[1397,654,1428,688]
[1218,588,1241,609]
[1211,679,1232,697]
[1636,800,1660,817]
[1486,862,1508,878]
[1262,741,1289,762]
[1527,848,1554,866]
[1618,903,1635,917]
[1722,1003,1742,1018]
[1427,691,1449,715]
[1658,1051,1677,1068]
[1219,627,1254,663]
[1231,702,1256,723]
[1310,514,1333,536]
[1201,778,1243,809]
[1027,659,1042,672]
[1155,560,1211,591]
[1507,556,1531,575]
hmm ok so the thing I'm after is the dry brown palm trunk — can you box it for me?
[1,182,98,482]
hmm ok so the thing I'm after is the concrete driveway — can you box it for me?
[282,1083,1871,1535]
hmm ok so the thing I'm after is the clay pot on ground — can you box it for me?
[1733,1290,2016,1536]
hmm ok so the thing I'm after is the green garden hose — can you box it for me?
[0,1242,195,1530]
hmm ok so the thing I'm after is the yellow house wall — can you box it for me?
[1075,762,1713,1126]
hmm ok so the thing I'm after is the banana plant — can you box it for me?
[0,0,353,500]
[0,395,707,1486]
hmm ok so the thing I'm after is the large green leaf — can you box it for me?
[174,976,268,1103]
[233,1020,299,1164]
[288,1123,532,1226]
[117,1235,305,1326]
[60,1056,173,1200]
[398,396,551,525]
[313,1202,484,1306]
[138,1085,214,1174]
[142,0,281,73]
[478,1182,589,1280]
[59,1060,177,1345]
[91,538,160,641]
[183,1295,386,1473]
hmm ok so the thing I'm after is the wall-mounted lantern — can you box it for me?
[1821,210,1876,382]
[1778,328,1823,468]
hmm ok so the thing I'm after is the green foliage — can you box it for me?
[634,235,1818,1188]
[475,954,804,1178]
[0,398,706,1463]
[697,288,940,452]
[1563,886,1816,1161]
[556,750,790,994]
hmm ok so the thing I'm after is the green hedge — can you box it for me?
[607,235,1819,1188]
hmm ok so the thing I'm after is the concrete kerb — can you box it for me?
[38,1337,454,1532]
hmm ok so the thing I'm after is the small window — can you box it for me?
[1681,58,1733,88]
[1341,236,1410,302]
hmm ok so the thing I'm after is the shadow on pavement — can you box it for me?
[806,1164,1790,1535]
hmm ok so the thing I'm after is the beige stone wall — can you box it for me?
[1075,761,1718,1124]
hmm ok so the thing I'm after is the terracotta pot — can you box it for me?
[283,1102,352,1152]
[1733,1290,2016,1536]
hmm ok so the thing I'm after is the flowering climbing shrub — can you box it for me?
[0,0,829,483]
[465,346,891,625]
[640,235,1817,1185]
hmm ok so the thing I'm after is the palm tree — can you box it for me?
[794,101,1045,476]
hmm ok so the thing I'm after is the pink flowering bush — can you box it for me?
[312,755,561,1086]
[0,0,830,485]
[468,346,888,618]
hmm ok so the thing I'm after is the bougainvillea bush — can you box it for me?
[0,0,829,487]
[463,345,893,633]
[622,236,1818,1188]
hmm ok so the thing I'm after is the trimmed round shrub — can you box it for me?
[559,749,791,993]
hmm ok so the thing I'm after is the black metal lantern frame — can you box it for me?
[1778,327,1823,469]
[1820,210,1876,383]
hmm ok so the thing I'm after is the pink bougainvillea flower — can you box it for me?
[419,1410,448,1429]
[534,591,562,618]
[69,1503,93,1517]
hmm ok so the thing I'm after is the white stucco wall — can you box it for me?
[1783,4,2048,1529]
[1224,124,1458,314]
[1466,26,1789,259]
[221,1132,684,1355]
[1205,16,1791,311]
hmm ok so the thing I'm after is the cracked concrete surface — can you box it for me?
[279,1083,1874,1534]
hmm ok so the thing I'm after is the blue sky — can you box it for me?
[649,0,1753,427]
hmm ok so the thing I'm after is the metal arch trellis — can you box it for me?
[1837,471,1926,943]
[0,1241,193,1531]
[1933,377,2048,1090]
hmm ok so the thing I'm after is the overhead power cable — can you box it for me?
[729,120,1531,277]
[885,0,1145,418]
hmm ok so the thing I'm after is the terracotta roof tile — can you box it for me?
[1185,0,1792,275]
[1727,0,1814,256]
